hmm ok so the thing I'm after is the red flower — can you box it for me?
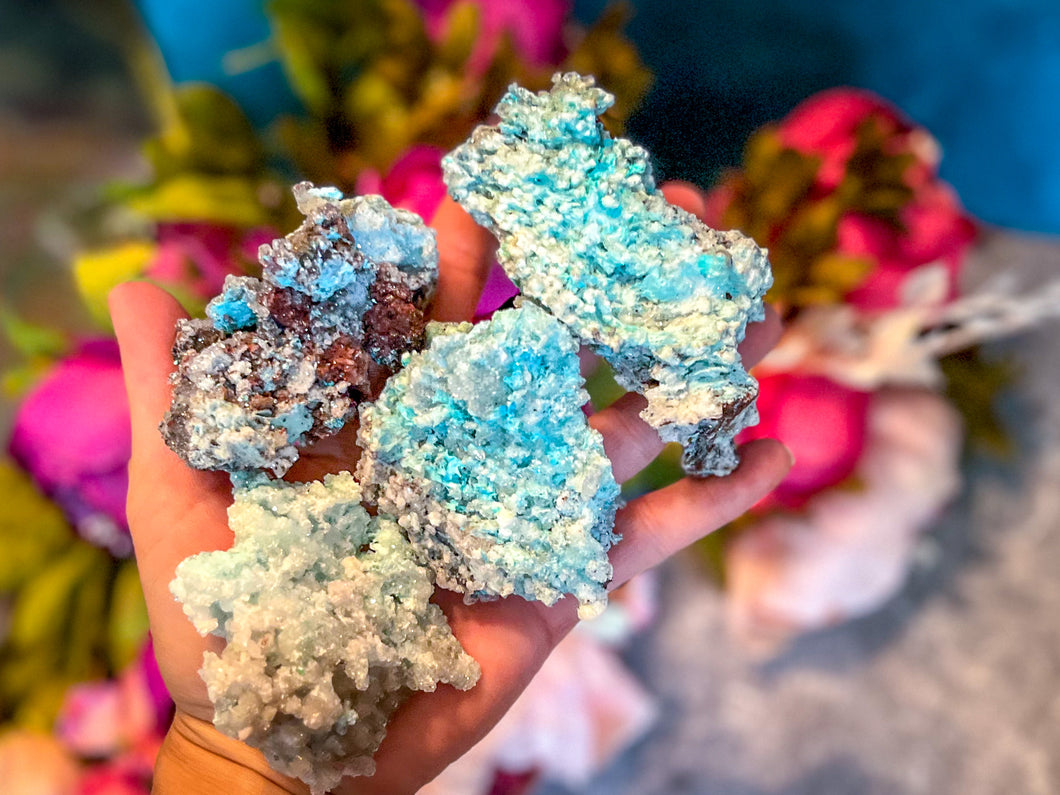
[743,372,871,509]
[838,183,977,311]
[778,88,923,192]
[776,88,977,310]
[8,339,132,556]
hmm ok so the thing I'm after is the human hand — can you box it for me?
[109,183,792,794]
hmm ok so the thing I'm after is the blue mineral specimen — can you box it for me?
[162,182,437,475]
[356,302,621,619]
[171,472,479,795]
[443,73,774,477]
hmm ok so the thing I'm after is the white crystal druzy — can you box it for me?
[172,472,479,794]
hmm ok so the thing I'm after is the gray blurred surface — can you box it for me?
[538,233,1060,794]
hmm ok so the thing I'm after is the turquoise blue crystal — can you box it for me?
[205,277,260,333]
[357,303,621,619]
[171,472,479,794]
[443,73,774,476]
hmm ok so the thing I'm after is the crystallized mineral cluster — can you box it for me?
[357,302,621,619]
[443,72,773,476]
[171,473,479,794]
[165,72,773,789]
[162,182,437,475]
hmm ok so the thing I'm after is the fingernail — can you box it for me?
[781,443,796,468]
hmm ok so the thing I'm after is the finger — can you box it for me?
[589,392,656,483]
[108,281,230,523]
[109,282,230,709]
[589,304,784,481]
[429,196,497,322]
[608,438,793,588]
[662,180,708,219]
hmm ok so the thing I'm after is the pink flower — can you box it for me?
[415,0,570,76]
[838,184,977,311]
[147,223,270,301]
[56,641,170,766]
[474,263,520,320]
[742,372,871,509]
[774,88,978,310]
[778,88,922,193]
[77,766,150,795]
[727,388,963,648]
[355,145,449,222]
[8,339,131,556]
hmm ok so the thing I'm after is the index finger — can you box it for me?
[429,197,497,322]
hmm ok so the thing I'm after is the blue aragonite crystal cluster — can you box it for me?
[357,302,621,619]
[443,73,774,476]
[171,473,479,794]
[162,182,437,476]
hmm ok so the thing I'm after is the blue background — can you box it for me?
[136,0,1060,235]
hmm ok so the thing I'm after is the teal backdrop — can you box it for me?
[130,0,1060,235]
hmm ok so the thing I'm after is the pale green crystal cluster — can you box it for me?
[443,72,773,476]
[172,473,479,794]
[358,303,621,619]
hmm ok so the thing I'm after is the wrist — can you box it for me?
[154,710,310,795]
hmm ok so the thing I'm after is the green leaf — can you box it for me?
[437,1,480,69]
[107,561,150,672]
[584,359,626,411]
[563,2,653,133]
[65,559,111,679]
[145,84,264,179]
[0,309,67,361]
[0,649,61,718]
[940,347,1015,457]
[0,462,73,594]
[12,678,76,731]
[7,544,106,653]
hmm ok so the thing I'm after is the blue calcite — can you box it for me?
[357,302,621,619]
[171,472,479,795]
[162,182,437,475]
[443,73,774,477]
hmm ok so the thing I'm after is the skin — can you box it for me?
[109,185,792,794]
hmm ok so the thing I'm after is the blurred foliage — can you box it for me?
[718,118,915,310]
[73,242,157,331]
[0,310,69,397]
[0,462,149,730]
[940,346,1015,458]
[121,0,651,220]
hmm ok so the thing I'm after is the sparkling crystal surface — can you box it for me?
[161,183,437,475]
[443,73,773,476]
[357,303,621,619]
[171,472,479,794]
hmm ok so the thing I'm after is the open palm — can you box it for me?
[109,186,792,794]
